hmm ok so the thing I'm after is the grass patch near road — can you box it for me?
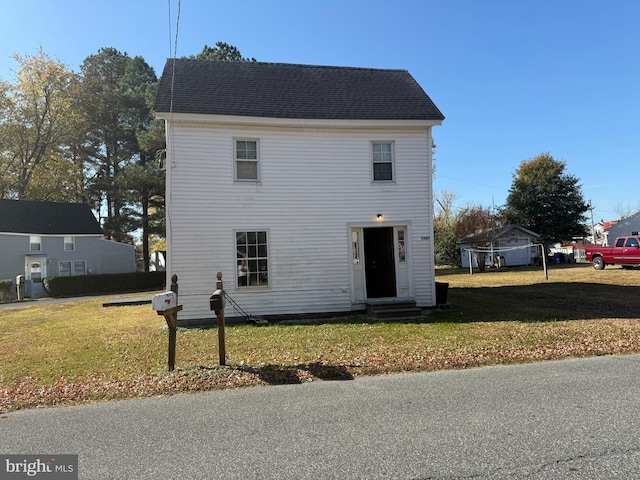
[2,263,640,412]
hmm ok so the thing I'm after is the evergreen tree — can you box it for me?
[503,152,588,246]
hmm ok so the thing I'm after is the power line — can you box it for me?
[435,174,508,191]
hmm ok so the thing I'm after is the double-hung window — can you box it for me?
[64,236,75,251]
[30,236,41,252]
[372,142,394,182]
[235,139,259,181]
[236,230,268,287]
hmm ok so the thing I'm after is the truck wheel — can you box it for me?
[593,256,605,270]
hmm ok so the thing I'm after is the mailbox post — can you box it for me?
[15,275,25,301]
[152,274,182,371]
[209,272,226,365]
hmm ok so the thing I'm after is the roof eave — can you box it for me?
[155,112,443,129]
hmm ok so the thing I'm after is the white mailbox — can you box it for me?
[152,291,177,311]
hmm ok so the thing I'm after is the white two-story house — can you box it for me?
[154,60,444,322]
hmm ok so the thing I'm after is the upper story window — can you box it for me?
[235,139,259,181]
[64,236,75,251]
[30,236,41,252]
[236,230,269,287]
[372,142,394,182]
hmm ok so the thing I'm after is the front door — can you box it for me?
[364,227,396,298]
[25,257,47,298]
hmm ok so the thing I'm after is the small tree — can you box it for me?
[503,152,588,246]
[456,206,506,271]
[0,49,77,200]
[434,190,460,266]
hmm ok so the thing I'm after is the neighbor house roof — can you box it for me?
[154,59,445,121]
[458,225,540,244]
[0,199,103,235]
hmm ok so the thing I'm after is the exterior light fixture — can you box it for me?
[376,214,383,221]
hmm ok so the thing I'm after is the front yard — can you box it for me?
[2,263,640,412]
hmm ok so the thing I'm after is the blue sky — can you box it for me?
[2,0,639,224]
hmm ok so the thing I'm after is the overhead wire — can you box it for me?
[165,0,180,281]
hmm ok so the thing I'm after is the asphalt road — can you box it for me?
[2,355,640,479]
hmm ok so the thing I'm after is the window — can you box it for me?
[64,236,75,251]
[30,236,41,252]
[236,231,268,287]
[59,261,71,277]
[352,230,360,264]
[397,229,406,262]
[73,260,86,276]
[235,139,259,181]
[626,238,639,248]
[616,238,625,247]
[372,142,394,181]
[59,260,86,277]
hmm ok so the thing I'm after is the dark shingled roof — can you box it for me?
[154,59,445,121]
[0,199,103,235]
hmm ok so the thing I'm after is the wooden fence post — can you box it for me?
[215,271,226,366]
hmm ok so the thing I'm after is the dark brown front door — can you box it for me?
[364,227,396,298]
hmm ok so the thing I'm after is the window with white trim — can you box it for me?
[30,236,41,252]
[64,236,75,251]
[59,261,71,277]
[236,231,268,287]
[397,229,406,262]
[235,139,259,181]
[372,142,394,181]
[59,260,86,277]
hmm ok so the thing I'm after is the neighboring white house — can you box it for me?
[0,199,136,298]
[154,60,445,322]
[605,211,640,244]
[459,225,541,268]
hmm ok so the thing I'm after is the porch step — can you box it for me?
[366,300,423,320]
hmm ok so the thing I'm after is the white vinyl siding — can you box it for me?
[165,121,435,320]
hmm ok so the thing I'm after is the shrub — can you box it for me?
[43,272,165,298]
[0,279,13,303]
[435,230,461,266]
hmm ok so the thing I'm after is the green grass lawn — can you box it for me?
[2,263,640,412]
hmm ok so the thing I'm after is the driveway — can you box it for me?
[2,354,640,479]
[0,292,158,310]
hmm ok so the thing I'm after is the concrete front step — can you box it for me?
[366,301,423,319]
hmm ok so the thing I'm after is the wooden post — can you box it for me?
[168,274,178,371]
[156,274,181,372]
[171,273,178,300]
[165,310,177,372]
[157,305,182,371]
[542,244,549,281]
[216,271,226,366]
